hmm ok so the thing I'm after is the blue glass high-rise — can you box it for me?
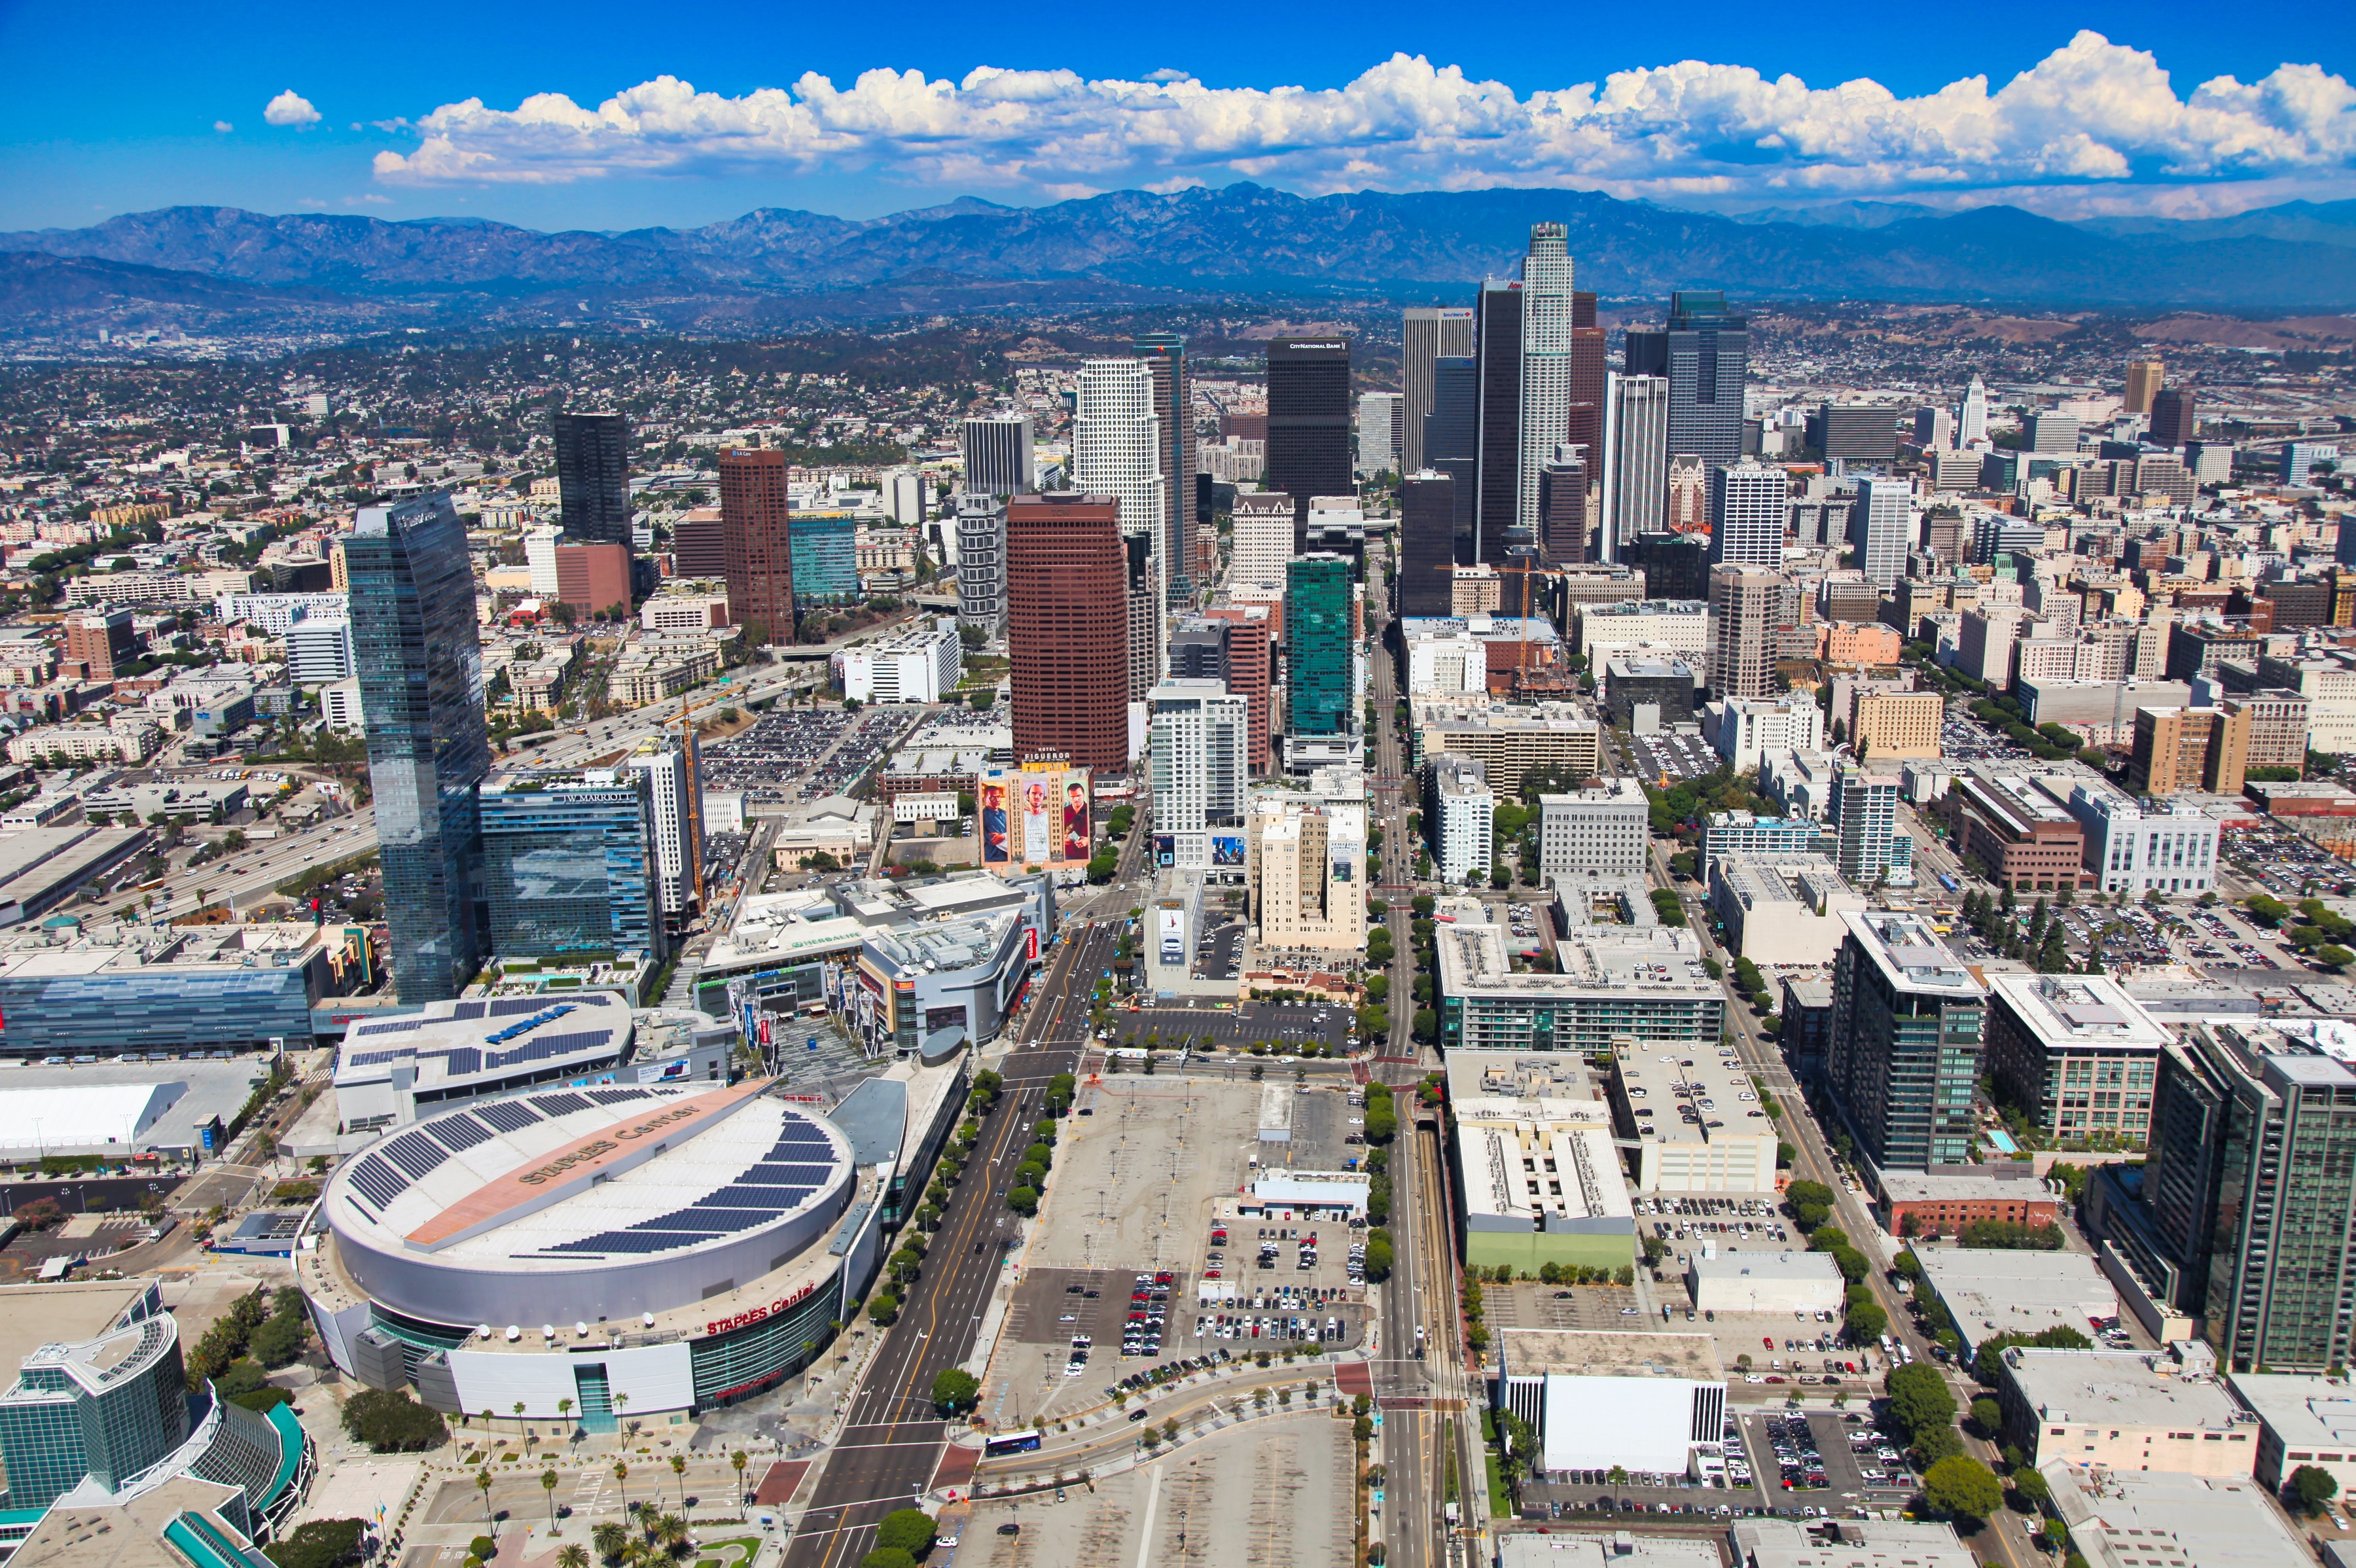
[347,493,488,1003]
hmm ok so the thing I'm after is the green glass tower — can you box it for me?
[1286,554,1353,738]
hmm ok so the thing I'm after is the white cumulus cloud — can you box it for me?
[213,120,233,134]
[264,90,321,129]
[368,33,2356,212]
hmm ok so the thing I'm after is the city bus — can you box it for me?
[984,1433,1042,1457]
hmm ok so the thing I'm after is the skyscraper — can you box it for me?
[1959,376,1990,445]
[1827,910,1987,1172]
[1707,459,1787,568]
[1474,282,1524,563]
[1134,334,1198,606]
[1601,373,1669,556]
[2150,387,2198,448]
[1287,554,1353,738]
[1401,306,1476,473]
[1171,615,1272,775]
[719,447,794,643]
[1398,472,1459,619]
[1426,354,1479,548]
[2125,357,2165,416]
[478,766,666,964]
[1706,563,1781,700]
[1149,679,1250,834]
[347,493,488,1003]
[1073,358,1167,699]
[1007,493,1130,772]
[961,412,1035,499]
[1849,476,1912,590]
[626,733,702,929]
[1662,291,1749,470]
[1536,445,1588,565]
[1516,223,1577,538]
[1264,338,1353,538]
[1357,391,1404,476]
[551,410,632,547]
[1567,289,1607,494]
[954,491,1008,639]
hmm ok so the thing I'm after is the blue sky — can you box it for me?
[1,0,2351,232]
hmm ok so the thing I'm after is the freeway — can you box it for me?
[781,920,1115,1568]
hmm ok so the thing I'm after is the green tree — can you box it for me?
[1844,1299,1889,1344]
[874,1510,937,1555]
[1969,1397,2003,1437]
[264,1520,368,1568]
[931,1368,980,1417]
[866,1292,899,1326]
[2289,1464,2340,1516]
[1921,1456,2003,1524]
[1887,1363,1957,1442]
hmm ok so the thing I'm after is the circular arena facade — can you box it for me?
[302,1080,885,1426]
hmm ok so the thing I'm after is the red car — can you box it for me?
[1762,1336,1776,1350]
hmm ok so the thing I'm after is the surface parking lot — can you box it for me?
[1102,1001,1355,1057]
[1626,730,1722,783]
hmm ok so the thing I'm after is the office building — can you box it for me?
[1947,767,2086,893]
[1702,693,1825,775]
[1605,657,1698,728]
[284,616,354,685]
[624,734,702,927]
[2058,780,2221,899]
[961,412,1034,499]
[1134,334,1198,605]
[2226,1370,2356,1499]
[1913,406,1954,450]
[1538,777,1647,876]
[1984,972,2168,1146]
[1576,598,1709,666]
[523,524,563,596]
[1848,689,1942,762]
[1959,375,1989,444]
[719,447,794,643]
[1567,294,1607,489]
[1427,753,1494,883]
[477,766,664,963]
[2125,357,2165,416]
[1437,909,1721,1056]
[1652,291,1749,470]
[1264,338,1353,537]
[1402,307,1476,474]
[787,512,857,603]
[669,511,725,579]
[1706,563,1782,700]
[1707,460,1787,568]
[1230,491,1294,589]
[1412,698,1601,798]
[551,410,632,547]
[2129,704,2249,797]
[553,540,631,617]
[1006,494,1130,772]
[2283,441,2336,486]
[1072,358,1167,698]
[2027,412,2082,455]
[1828,910,1987,1173]
[1849,476,1911,590]
[1699,810,1832,870]
[954,491,1007,638]
[1602,373,1669,555]
[2223,692,2309,772]
[1398,471,1459,619]
[1813,403,1898,465]
[1357,391,1403,476]
[1148,679,1248,834]
[62,607,135,680]
[348,493,488,1005]
[1710,854,1863,966]
[1474,281,1524,563]
[1516,223,1577,538]
[1994,1346,2249,1478]
[1535,445,1589,564]
[320,677,363,734]
[2146,1022,2356,1371]
[840,623,962,705]
[1243,796,1364,952]
[1169,616,1270,775]
[1834,766,1910,886]
[1426,353,1480,552]
[1286,554,1353,739]
[2149,388,2198,448]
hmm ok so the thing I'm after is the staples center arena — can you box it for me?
[300,1079,889,1429]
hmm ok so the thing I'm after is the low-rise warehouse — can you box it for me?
[2223,1370,2356,1499]
[1610,1042,1781,1194]
[1917,1247,2120,1360]
[1685,1248,1844,1316]
[1996,1344,2254,1478]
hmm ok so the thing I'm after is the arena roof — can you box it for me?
[321,1080,857,1327]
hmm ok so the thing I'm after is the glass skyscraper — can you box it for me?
[789,512,859,604]
[1286,554,1353,737]
[551,410,632,547]
[1827,910,1986,1172]
[478,768,666,963]
[348,493,488,1003]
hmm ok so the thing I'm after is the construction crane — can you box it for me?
[1431,556,1565,675]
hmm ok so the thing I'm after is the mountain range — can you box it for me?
[5,184,2356,338]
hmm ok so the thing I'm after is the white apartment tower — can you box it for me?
[1707,460,1787,568]
[524,526,563,597]
[1149,679,1249,834]
[1229,492,1295,588]
[1429,754,1495,885]
[1359,391,1404,477]
[1601,372,1669,557]
[1849,476,1912,590]
[1516,224,1577,537]
[1539,777,1650,876]
[1073,358,1167,698]
[955,491,1007,639]
[626,732,704,924]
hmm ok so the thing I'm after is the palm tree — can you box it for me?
[476,1468,494,1525]
[558,1397,574,1436]
[591,1522,628,1562]
[541,1469,560,1532]
[729,1451,749,1505]
[654,1514,688,1559]
[557,1546,590,1568]
[611,1461,628,1512]
[668,1454,687,1514]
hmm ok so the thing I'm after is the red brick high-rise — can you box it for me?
[63,605,136,679]
[719,448,793,643]
[553,541,632,617]
[1007,493,1130,772]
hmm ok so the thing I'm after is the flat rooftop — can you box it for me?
[2005,1348,2243,1432]
[1494,1327,1726,1382]
[0,1279,158,1383]
[1919,1247,2119,1345]
[1452,1096,1632,1228]
[333,989,634,1097]
[1437,919,1715,1002]
[1842,910,1985,999]
[2222,1370,2356,1450]
[1988,972,2170,1053]
[1615,1041,1775,1151]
